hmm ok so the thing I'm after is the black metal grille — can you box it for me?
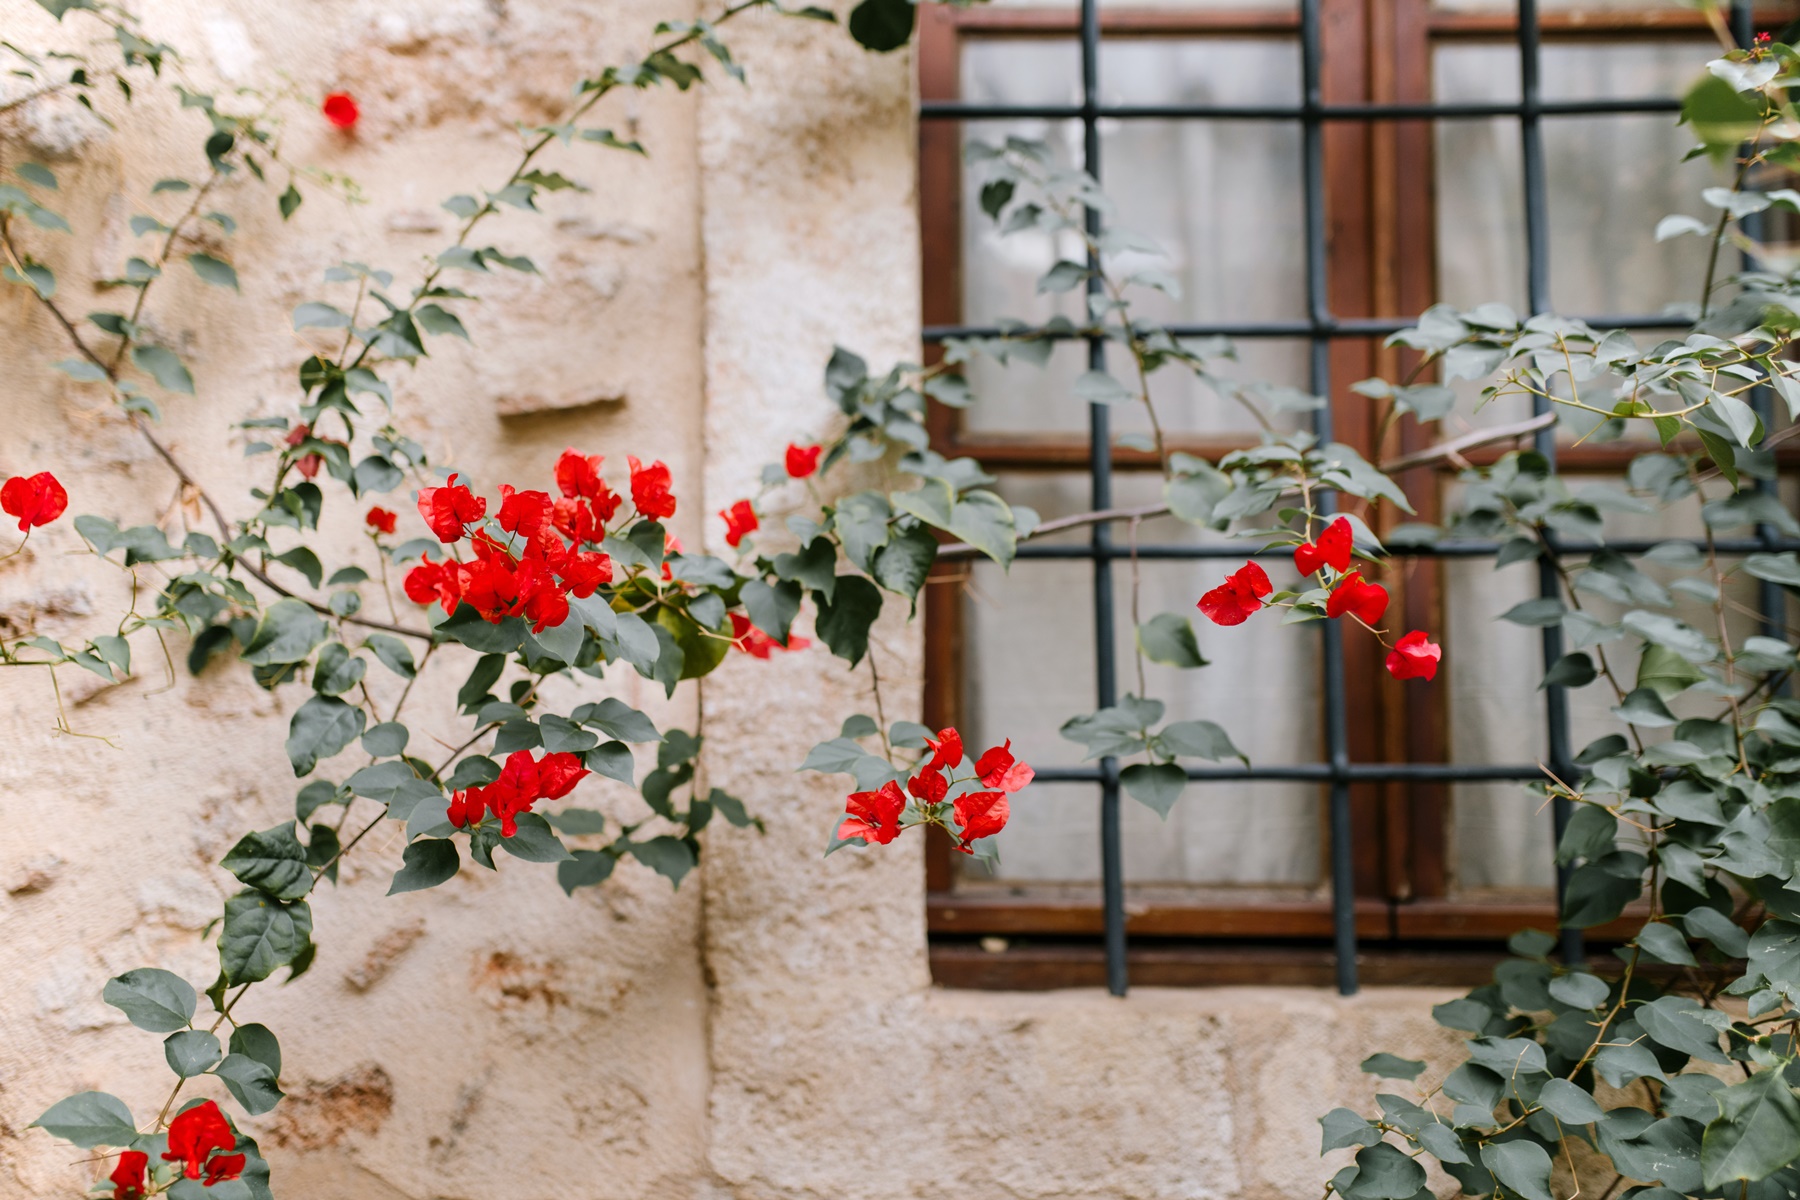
[921,0,1785,996]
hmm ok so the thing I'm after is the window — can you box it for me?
[917,0,1800,992]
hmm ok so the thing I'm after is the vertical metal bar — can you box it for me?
[1299,0,1357,997]
[1518,0,1583,967]
[1080,0,1128,998]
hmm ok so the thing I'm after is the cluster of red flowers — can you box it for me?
[110,1099,242,1195]
[2,470,66,533]
[1195,516,1441,682]
[401,450,661,633]
[839,727,1032,853]
[448,749,589,838]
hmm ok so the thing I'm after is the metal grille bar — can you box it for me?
[932,0,1778,997]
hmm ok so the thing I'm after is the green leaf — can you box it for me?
[1545,971,1608,1010]
[388,839,460,895]
[220,823,310,902]
[1702,1070,1800,1188]
[163,1029,222,1078]
[1137,613,1208,669]
[1613,687,1679,729]
[187,253,239,291]
[1120,762,1185,818]
[1541,652,1595,689]
[498,813,572,862]
[813,575,882,667]
[742,578,801,645]
[1637,995,1727,1063]
[1156,720,1245,764]
[218,891,313,985]
[240,598,327,667]
[1500,597,1566,626]
[292,302,349,330]
[947,490,1017,568]
[1536,1078,1607,1125]
[558,850,616,894]
[229,1023,281,1075]
[130,344,194,394]
[1479,1140,1554,1200]
[1360,1053,1426,1081]
[870,523,937,601]
[29,1091,137,1149]
[362,721,409,757]
[577,697,662,743]
[585,741,635,786]
[627,836,697,888]
[285,695,366,776]
[53,357,108,382]
[1320,1108,1381,1153]
[846,0,914,51]
[102,968,197,1033]
[16,162,57,188]
[279,182,302,219]
[214,1053,283,1115]
[1348,1143,1426,1200]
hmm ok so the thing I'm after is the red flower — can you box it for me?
[458,555,520,619]
[907,766,947,804]
[163,1100,235,1181]
[974,740,1035,794]
[728,612,810,658]
[322,92,358,129]
[365,506,397,535]
[536,751,589,801]
[452,750,587,838]
[417,475,486,543]
[554,448,604,500]
[497,485,554,540]
[204,1154,247,1186]
[785,443,822,479]
[627,456,677,520]
[720,499,758,548]
[1294,516,1352,576]
[839,780,905,845]
[552,497,604,545]
[295,454,321,479]
[109,1150,149,1200]
[1197,561,1272,626]
[953,790,1009,852]
[556,550,613,599]
[1325,571,1388,625]
[923,727,963,772]
[515,560,570,633]
[1,471,67,531]
[403,554,463,614]
[284,423,309,447]
[1386,630,1442,682]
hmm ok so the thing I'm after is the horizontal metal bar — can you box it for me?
[925,314,1690,343]
[1009,537,1800,561]
[922,97,1683,122]
[1031,762,1548,783]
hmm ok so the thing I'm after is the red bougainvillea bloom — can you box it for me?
[728,612,810,658]
[627,456,677,520]
[907,766,948,804]
[839,780,905,845]
[365,506,397,535]
[923,727,963,771]
[1294,516,1353,576]
[109,1150,149,1200]
[1197,561,1272,626]
[322,92,358,129]
[497,485,554,540]
[554,448,623,523]
[974,740,1036,794]
[449,750,589,837]
[1325,571,1389,625]
[403,554,463,615]
[1386,630,1442,682]
[1,471,68,531]
[953,790,1009,852]
[785,443,822,479]
[204,1154,247,1186]
[552,496,604,545]
[721,499,758,548]
[417,474,487,543]
[558,550,613,598]
[163,1100,235,1180]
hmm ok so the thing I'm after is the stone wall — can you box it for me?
[0,1,1460,1196]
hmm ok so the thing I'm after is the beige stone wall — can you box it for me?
[0,1,1461,1197]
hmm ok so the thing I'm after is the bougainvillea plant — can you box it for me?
[11,2,1800,1199]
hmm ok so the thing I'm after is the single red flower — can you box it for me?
[1325,571,1389,625]
[322,92,358,129]
[1294,516,1353,576]
[552,496,603,545]
[728,612,809,659]
[974,739,1035,794]
[953,790,1009,852]
[907,766,947,804]
[458,555,520,619]
[403,554,463,614]
[514,559,569,633]
[1196,561,1272,626]
[720,499,758,548]
[284,423,310,447]
[204,1153,247,1186]
[497,485,554,540]
[1,471,68,531]
[536,751,589,801]
[447,788,481,829]
[163,1100,235,1180]
[556,550,613,599]
[109,1150,149,1200]
[1386,630,1442,681]
[295,454,322,479]
[923,727,963,771]
[417,474,486,543]
[627,456,677,520]
[839,780,905,845]
[365,506,397,535]
[785,443,822,479]
[554,448,605,500]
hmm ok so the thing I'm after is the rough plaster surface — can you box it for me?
[0,1,1461,1196]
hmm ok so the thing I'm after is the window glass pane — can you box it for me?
[960,37,1307,437]
[964,470,1323,886]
